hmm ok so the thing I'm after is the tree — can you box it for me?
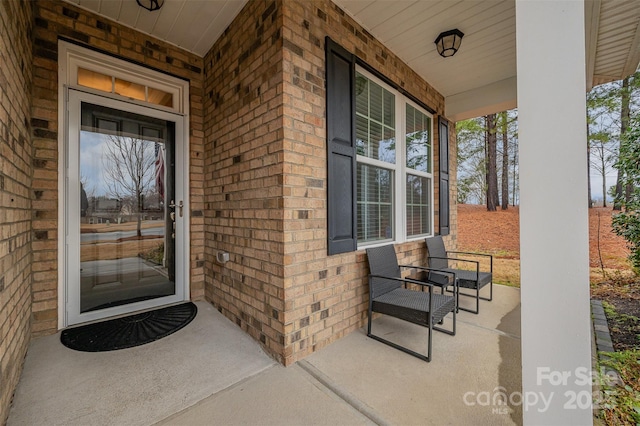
[456,118,487,204]
[590,130,617,207]
[585,71,640,209]
[79,174,92,217]
[616,73,640,207]
[509,112,519,206]
[611,115,640,269]
[511,148,519,206]
[485,113,499,211]
[102,135,156,237]
[456,111,519,206]
[587,80,621,207]
[613,76,631,209]
[498,111,516,209]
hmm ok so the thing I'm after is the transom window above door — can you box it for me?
[60,41,187,114]
[77,68,173,108]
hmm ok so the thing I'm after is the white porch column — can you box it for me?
[516,1,593,425]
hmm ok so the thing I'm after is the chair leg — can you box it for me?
[368,309,456,362]
[427,314,432,362]
[444,284,460,313]
[457,285,481,314]
[433,311,456,336]
[479,281,493,302]
[446,306,456,335]
[367,325,432,362]
[454,280,499,314]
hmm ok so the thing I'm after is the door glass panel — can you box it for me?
[79,102,175,313]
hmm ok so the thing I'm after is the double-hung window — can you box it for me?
[355,68,434,246]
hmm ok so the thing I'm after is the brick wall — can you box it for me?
[202,0,456,365]
[279,0,454,364]
[203,0,286,363]
[25,0,456,366]
[30,0,205,335]
[0,0,33,422]
[0,2,458,414]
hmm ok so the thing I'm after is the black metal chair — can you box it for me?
[425,236,493,314]
[365,245,457,362]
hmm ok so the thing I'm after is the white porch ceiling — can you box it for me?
[336,0,518,100]
[64,0,640,121]
[335,0,640,120]
[63,0,248,56]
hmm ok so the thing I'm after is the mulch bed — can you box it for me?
[591,275,640,350]
[603,296,640,351]
[458,204,638,349]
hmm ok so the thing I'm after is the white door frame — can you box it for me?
[58,41,190,328]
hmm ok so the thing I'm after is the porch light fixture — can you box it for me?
[434,29,464,58]
[136,0,164,11]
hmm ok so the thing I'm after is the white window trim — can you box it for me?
[356,67,434,249]
[57,41,191,329]
[59,41,188,114]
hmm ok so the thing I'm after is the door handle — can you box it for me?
[169,200,184,217]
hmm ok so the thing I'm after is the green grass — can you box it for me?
[602,300,640,325]
[139,243,164,265]
[598,349,640,425]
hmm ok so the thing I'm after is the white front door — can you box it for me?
[65,89,188,325]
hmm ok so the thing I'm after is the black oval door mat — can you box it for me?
[60,302,197,352]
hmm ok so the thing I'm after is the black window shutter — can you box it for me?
[326,37,357,255]
[439,117,450,236]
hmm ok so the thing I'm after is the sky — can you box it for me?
[80,131,110,197]
[80,131,161,199]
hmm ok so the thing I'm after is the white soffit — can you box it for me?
[334,0,517,99]
[62,0,248,57]
[334,0,640,120]
[591,0,640,86]
[62,0,640,120]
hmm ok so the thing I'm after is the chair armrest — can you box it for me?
[447,250,492,259]
[399,265,456,277]
[398,266,457,288]
[369,274,435,292]
[428,256,480,267]
[445,251,493,273]
[428,256,481,278]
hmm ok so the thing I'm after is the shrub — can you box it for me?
[612,116,640,270]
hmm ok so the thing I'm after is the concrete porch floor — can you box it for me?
[7,285,521,426]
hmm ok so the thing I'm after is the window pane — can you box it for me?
[406,174,430,237]
[406,104,431,173]
[381,127,395,163]
[356,115,368,156]
[370,81,383,123]
[384,90,395,127]
[356,73,395,164]
[78,68,112,93]
[355,75,369,116]
[148,87,173,107]
[78,69,174,110]
[357,163,393,243]
[114,78,145,102]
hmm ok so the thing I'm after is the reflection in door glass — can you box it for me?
[79,105,175,312]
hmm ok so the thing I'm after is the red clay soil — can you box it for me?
[457,204,630,270]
